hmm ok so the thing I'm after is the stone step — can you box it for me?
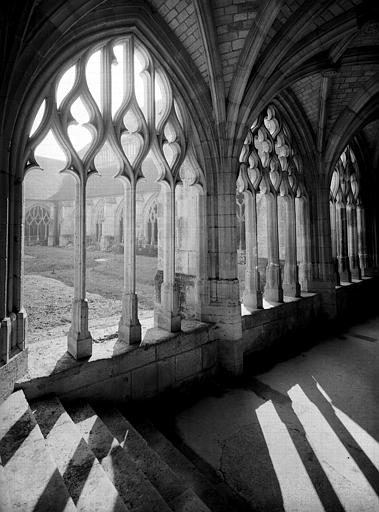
[64,399,171,512]
[31,395,128,512]
[0,462,12,512]
[132,416,251,512]
[0,390,76,512]
[93,403,211,512]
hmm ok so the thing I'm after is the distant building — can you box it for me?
[24,147,160,255]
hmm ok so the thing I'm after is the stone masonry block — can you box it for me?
[175,348,202,381]
[202,342,217,370]
[111,345,156,376]
[0,349,28,403]
[158,357,176,392]
[131,363,158,400]
[61,372,131,402]
[156,330,207,359]
[218,339,243,376]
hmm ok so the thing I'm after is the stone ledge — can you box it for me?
[0,349,28,404]
[15,319,215,402]
[336,276,379,323]
[241,292,318,330]
[241,293,322,355]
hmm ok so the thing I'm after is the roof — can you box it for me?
[24,156,66,201]
[25,147,160,202]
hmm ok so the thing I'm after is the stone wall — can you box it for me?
[241,293,322,357]
[0,350,28,403]
[16,321,217,402]
[336,277,379,326]
[11,278,379,404]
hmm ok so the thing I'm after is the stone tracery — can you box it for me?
[24,34,205,358]
[238,105,310,311]
[0,0,378,417]
[25,205,51,245]
[330,145,369,284]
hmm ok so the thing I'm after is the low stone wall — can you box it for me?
[241,293,322,359]
[15,320,217,402]
[241,278,379,368]
[0,350,28,403]
[12,278,378,404]
[336,277,379,325]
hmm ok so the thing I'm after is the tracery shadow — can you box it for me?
[0,411,33,465]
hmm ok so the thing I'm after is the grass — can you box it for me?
[24,245,158,310]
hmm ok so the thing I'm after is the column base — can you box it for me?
[154,306,181,332]
[242,290,263,311]
[334,263,340,285]
[283,263,301,298]
[155,283,181,332]
[67,333,92,359]
[118,323,141,345]
[350,267,362,280]
[243,268,263,310]
[339,270,352,283]
[0,317,11,364]
[67,299,92,359]
[118,293,141,345]
[264,287,284,303]
[338,256,351,283]
[265,263,283,303]
[16,309,27,351]
[283,282,301,298]
[2,310,27,358]
[299,262,313,292]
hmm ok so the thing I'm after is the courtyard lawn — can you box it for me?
[24,245,157,309]
[24,246,158,341]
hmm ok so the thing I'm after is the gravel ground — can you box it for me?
[24,274,123,343]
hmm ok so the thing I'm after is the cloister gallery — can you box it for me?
[1,1,379,510]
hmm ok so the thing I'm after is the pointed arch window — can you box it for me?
[95,200,105,244]
[25,205,51,245]
[146,200,158,247]
[238,105,311,311]
[25,34,206,358]
[330,145,368,284]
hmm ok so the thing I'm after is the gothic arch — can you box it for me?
[2,7,221,350]
[8,5,217,184]
[114,200,125,245]
[237,104,312,310]
[9,26,210,357]
[232,91,316,184]
[329,143,372,283]
[324,72,379,178]
[24,204,51,246]
[272,91,318,183]
[94,199,105,245]
[233,10,362,153]
[142,193,159,248]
